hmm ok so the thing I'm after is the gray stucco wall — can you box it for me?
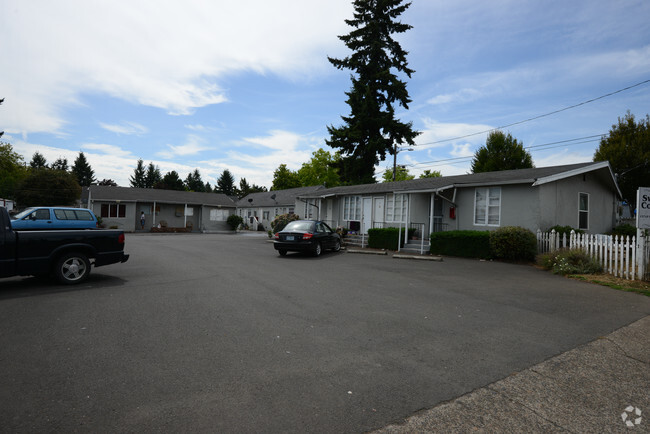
[539,174,616,233]
[454,184,541,233]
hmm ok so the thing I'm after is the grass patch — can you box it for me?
[568,273,650,297]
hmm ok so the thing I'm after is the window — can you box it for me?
[474,187,501,226]
[54,209,94,220]
[343,196,361,221]
[33,209,51,220]
[579,193,589,230]
[263,211,270,221]
[101,203,126,218]
[210,209,229,221]
[386,194,407,222]
[304,199,317,219]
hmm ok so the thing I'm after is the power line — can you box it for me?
[377,134,606,175]
[415,79,650,147]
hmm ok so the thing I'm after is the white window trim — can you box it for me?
[578,192,589,230]
[473,187,501,227]
[386,193,408,223]
[343,196,362,221]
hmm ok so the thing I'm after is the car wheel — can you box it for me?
[278,249,287,256]
[332,239,341,252]
[54,252,90,284]
[313,242,322,257]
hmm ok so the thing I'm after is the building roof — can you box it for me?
[237,185,325,207]
[298,162,621,198]
[85,186,237,207]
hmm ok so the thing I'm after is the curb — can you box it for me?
[393,254,443,261]
[346,249,388,255]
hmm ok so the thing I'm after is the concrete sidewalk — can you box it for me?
[376,315,649,433]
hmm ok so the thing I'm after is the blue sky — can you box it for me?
[2,0,649,188]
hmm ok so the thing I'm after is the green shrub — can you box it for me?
[270,213,300,233]
[430,230,491,258]
[537,249,603,275]
[490,226,537,261]
[226,214,244,231]
[611,223,637,238]
[367,227,415,250]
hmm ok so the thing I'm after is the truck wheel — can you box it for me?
[55,252,91,284]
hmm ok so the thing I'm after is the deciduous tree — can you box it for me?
[382,165,414,182]
[420,169,442,178]
[297,148,341,187]
[326,0,420,185]
[271,164,301,190]
[471,131,533,173]
[16,169,81,207]
[0,142,28,199]
[594,111,650,204]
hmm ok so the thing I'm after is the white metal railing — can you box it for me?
[537,229,648,281]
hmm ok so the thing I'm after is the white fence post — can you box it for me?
[536,229,644,281]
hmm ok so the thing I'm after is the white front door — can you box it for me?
[362,197,372,234]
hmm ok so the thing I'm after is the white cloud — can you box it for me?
[100,122,148,135]
[417,118,493,149]
[3,0,353,135]
[82,143,134,158]
[157,135,212,159]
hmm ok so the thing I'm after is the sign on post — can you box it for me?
[638,187,650,229]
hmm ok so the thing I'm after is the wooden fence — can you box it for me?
[537,229,648,281]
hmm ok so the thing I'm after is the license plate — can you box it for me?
[285,235,294,241]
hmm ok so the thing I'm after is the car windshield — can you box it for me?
[12,208,36,220]
[283,221,314,232]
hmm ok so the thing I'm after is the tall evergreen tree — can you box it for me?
[71,152,96,186]
[157,170,185,190]
[145,162,162,188]
[185,169,205,192]
[471,131,533,173]
[51,157,69,171]
[326,0,420,185]
[130,159,147,188]
[216,169,236,196]
[30,152,48,169]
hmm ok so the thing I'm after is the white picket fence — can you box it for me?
[537,229,648,281]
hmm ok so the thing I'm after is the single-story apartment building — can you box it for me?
[294,162,621,239]
[84,186,237,232]
[236,185,325,231]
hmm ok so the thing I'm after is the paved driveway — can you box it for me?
[1,233,648,433]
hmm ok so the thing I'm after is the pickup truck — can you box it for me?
[0,207,129,284]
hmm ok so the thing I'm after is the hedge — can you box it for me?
[489,226,537,261]
[430,230,491,258]
[367,227,415,250]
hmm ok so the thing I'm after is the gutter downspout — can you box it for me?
[153,201,156,228]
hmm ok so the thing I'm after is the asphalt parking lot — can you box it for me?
[1,233,649,433]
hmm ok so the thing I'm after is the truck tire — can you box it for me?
[54,252,91,284]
